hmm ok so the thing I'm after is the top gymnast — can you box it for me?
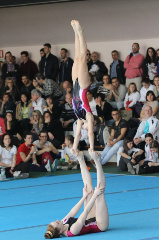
[44,151,109,238]
[71,20,95,153]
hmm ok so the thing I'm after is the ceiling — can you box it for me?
[0,0,159,47]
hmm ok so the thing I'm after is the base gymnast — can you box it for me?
[71,20,97,153]
[44,151,109,238]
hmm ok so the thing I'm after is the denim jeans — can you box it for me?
[109,101,124,110]
[101,140,124,165]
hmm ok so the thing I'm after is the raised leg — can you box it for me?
[76,151,96,219]
[89,151,109,231]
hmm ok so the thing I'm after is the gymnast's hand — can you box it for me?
[83,184,92,199]
[94,182,105,196]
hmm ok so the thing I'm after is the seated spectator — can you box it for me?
[16,93,32,121]
[20,51,38,80]
[140,91,159,119]
[5,77,20,102]
[108,77,127,109]
[97,75,111,100]
[39,43,59,81]
[16,93,32,132]
[118,136,144,174]
[28,89,47,116]
[142,47,157,83]
[1,51,20,85]
[44,95,61,119]
[33,130,59,172]
[134,106,159,148]
[86,90,97,116]
[0,93,16,118]
[0,133,21,178]
[124,82,140,109]
[17,131,48,174]
[5,110,22,146]
[33,78,41,89]
[101,109,128,165]
[0,118,6,136]
[124,43,144,90]
[34,73,62,99]
[110,50,125,84]
[88,51,108,82]
[30,110,43,140]
[139,78,154,103]
[20,75,34,100]
[153,75,159,101]
[59,48,74,84]
[0,77,5,100]
[86,49,91,64]
[43,111,64,148]
[60,135,79,170]
[62,80,73,96]
[60,93,76,128]
[95,93,113,126]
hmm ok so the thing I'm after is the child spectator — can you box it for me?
[33,130,59,172]
[118,136,144,174]
[124,83,140,109]
[139,78,154,103]
[59,135,79,170]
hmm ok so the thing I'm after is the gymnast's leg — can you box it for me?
[89,151,109,231]
[76,151,96,219]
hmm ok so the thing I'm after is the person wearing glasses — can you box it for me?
[101,109,128,165]
[124,43,144,91]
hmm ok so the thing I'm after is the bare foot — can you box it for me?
[74,20,83,33]
[71,20,77,33]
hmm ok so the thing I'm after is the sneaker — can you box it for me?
[127,163,135,175]
[20,173,29,179]
[45,159,52,172]
[135,164,140,175]
[61,166,69,170]
[13,171,21,178]
[52,159,59,172]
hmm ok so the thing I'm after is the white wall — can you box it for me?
[2,37,159,73]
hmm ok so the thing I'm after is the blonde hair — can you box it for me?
[32,110,43,129]
[5,77,15,87]
[128,82,137,95]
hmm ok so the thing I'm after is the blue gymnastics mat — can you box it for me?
[0,173,159,240]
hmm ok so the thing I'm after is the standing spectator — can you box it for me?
[108,77,127,109]
[1,51,20,84]
[142,47,157,83]
[97,75,112,100]
[5,77,20,102]
[86,90,97,116]
[124,43,144,90]
[20,51,38,81]
[88,51,108,82]
[20,75,34,100]
[101,109,128,165]
[153,75,159,101]
[60,93,76,128]
[59,48,74,85]
[110,50,125,84]
[34,73,62,99]
[39,48,45,68]
[39,43,59,81]
[28,89,47,116]
[43,111,64,148]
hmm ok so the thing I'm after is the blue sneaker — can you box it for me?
[52,159,59,172]
[45,159,52,172]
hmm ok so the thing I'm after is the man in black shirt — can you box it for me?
[101,109,128,164]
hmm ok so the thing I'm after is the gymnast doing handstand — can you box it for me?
[44,151,109,238]
[71,20,99,153]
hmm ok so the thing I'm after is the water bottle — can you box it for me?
[1,167,6,180]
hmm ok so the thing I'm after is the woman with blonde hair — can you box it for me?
[30,110,43,141]
[5,77,20,102]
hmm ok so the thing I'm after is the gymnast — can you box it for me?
[71,20,97,153]
[44,151,109,238]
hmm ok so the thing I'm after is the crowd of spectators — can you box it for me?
[0,42,159,179]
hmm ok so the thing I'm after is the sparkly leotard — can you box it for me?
[62,217,101,237]
[72,79,92,120]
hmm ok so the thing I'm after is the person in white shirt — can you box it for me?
[86,90,97,116]
[124,82,140,108]
[134,106,159,147]
[139,78,154,103]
